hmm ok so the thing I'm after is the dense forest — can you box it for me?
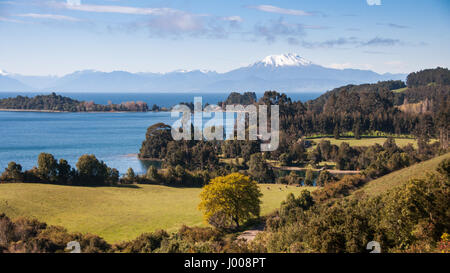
[0,92,149,112]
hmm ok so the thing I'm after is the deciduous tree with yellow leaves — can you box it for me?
[198,173,262,229]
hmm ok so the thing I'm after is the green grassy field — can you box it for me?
[309,137,420,148]
[354,152,450,197]
[0,183,314,243]
[392,87,408,93]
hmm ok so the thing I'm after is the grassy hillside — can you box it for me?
[354,152,450,197]
[0,183,314,243]
[392,87,408,93]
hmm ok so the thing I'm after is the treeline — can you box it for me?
[139,123,220,170]
[0,150,233,188]
[0,93,149,112]
[0,153,120,186]
[406,67,450,87]
[252,158,450,253]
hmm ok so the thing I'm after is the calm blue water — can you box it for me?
[0,92,322,174]
[0,111,175,174]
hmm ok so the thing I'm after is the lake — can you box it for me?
[0,92,322,174]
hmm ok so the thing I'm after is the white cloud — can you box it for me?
[249,5,312,16]
[67,0,81,6]
[222,16,243,23]
[367,0,382,6]
[54,2,235,38]
[17,13,80,22]
[326,63,353,70]
[326,63,373,70]
[60,2,178,16]
[0,16,23,23]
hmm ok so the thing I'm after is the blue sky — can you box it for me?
[0,0,449,76]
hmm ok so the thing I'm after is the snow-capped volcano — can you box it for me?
[0,69,8,76]
[252,53,313,68]
[0,53,406,92]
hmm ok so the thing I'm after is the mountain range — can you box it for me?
[0,54,407,93]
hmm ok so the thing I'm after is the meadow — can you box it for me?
[0,183,314,243]
[308,137,422,148]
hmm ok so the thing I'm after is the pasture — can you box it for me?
[0,183,314,243]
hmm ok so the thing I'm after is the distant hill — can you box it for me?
[0,54,406,93]
[0,75,31,92]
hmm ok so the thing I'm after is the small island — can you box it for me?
[0,92,153,112]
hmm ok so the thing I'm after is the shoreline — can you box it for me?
[0,108,170,113]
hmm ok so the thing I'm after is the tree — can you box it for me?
[279,153,291,166]
[75,154,109,186]
[37,153,58,182]
[146,165,160,183]
[198,173,262,229]
[125,167,136,184]
[107,168,120,185]
[280,190,315,216]
[1,162,23,182]
[353,121,361,140]
[316,170,336,187]
[286,171,302,185]
[333,124,340,140]
[304,169,314,186]
[248,153,275,183]
[57,159,72,185]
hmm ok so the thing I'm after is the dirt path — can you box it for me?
[238,223,265,242]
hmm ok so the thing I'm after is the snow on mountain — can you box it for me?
[252,53,313,68]
[0,69,8,76]
[0,54,407,93]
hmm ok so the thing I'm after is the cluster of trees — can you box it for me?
[219,92,257,106]
[0,214,111,253]
[254,159,450,253]
[308,137,440,172]
[0,93,149,112]
[406,67,450,87]
[0,153,120,186]
[124,165,217,187]
[139,123,220,171]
